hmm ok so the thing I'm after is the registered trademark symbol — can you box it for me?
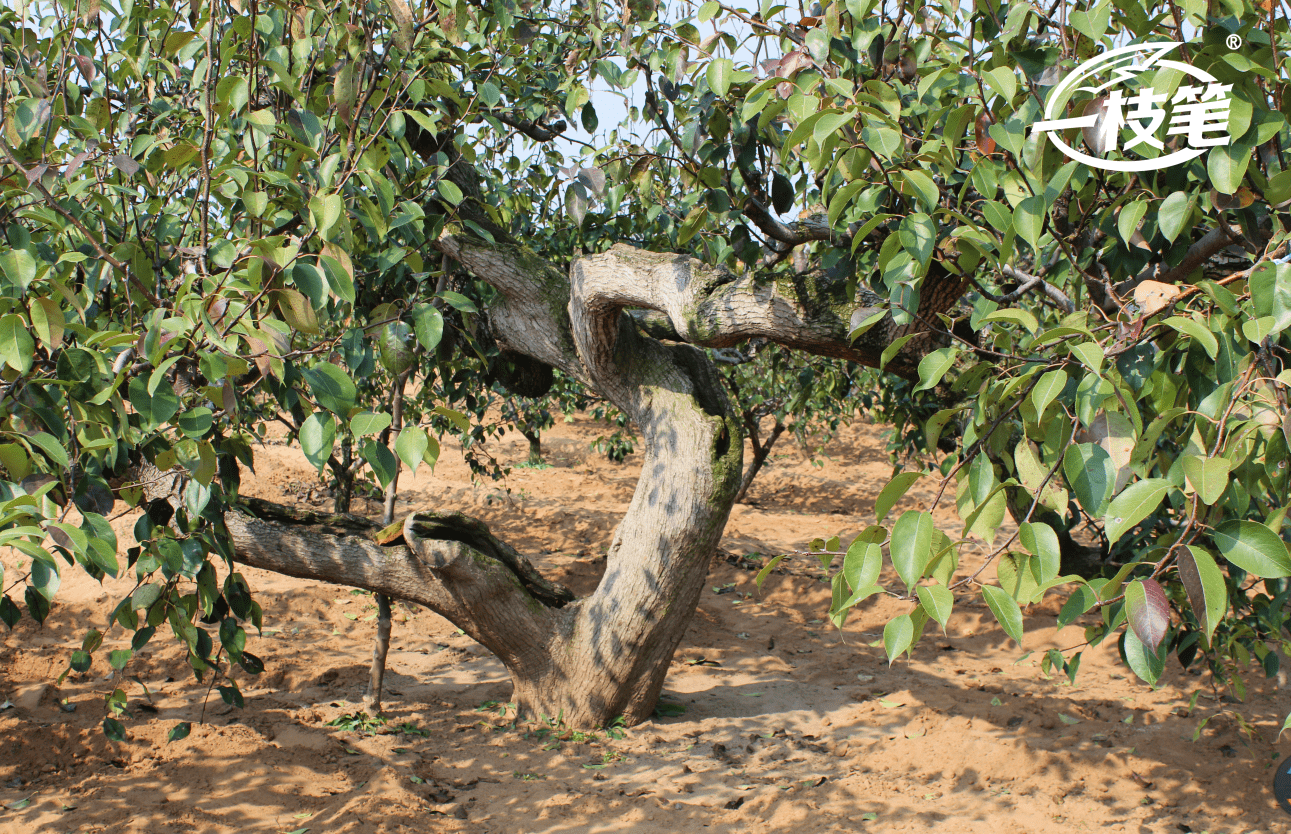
[1227,34,1242,49]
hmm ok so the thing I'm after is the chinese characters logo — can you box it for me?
[1032,42,1233,173]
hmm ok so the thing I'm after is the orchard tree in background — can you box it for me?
[1,0,1290,734]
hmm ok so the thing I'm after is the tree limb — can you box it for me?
[1116,223,1241,297]
[990,266,1075,313]
[223,499,572,665]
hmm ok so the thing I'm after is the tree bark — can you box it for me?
[216,160,967,726]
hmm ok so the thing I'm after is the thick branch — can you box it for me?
[223,499,571,664]
[492,111,567,142]
[1117,223,1241,297]
[741,196,851,248]
[569,245,961,380]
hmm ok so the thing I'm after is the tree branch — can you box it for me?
[1117,223,1241,297]
[991,266,1075,313]
[223,498,572,665]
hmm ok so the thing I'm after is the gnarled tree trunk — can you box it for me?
[220,161,964,726]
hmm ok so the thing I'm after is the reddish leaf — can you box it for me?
[975,112,995,154]
[1081,96,1115,155]
[897,52,916,82]
[64,150,91,179]
[1125,578,1169,653]
[112,154,140,177]
[73,54,96,81]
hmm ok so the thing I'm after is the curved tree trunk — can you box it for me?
[218,158,965,726]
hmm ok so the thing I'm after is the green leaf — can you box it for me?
[1164,316,1218,359]
[982,584,1024,646]
[107,649,132,670]
[981,308,1039,335]
[890,510,934,590]
[1207,144,1249,195]
[862,125,902,159]
[277,289,320,335]
[103,717,127,742]
[1103,478,1172,545]
[678,204,708,245]
[1069,2,1110,39]
[1063,443,1116,517]
[1181,455,1230,505]
[874,472,922,524]
[1157,192,1193,244]
[132,583,163,610]
[754,554,787,590]
[883,613,914,664]
[848,308,887,341]
[350,411,392,437]
[804,27,830,64]
[914,347,957,392]
[828,180,867,227]
[177,407,214,439]
[879,333,917,370]
[813,110,854,146]
[317,192,344,235]
[437,179,465,206]
[25,432,70,470]
[1058,583,1099,628]
[300,412,336,474]
[1070,342,1104,374]
[1122,627,1164,685]
[0,314,35,373]
[361,440,398,488]
[0,248,37,292]
[1030,369,1067,418]
[916,584,953,631]
[303,364,358,416]
[412,303,444,350]
[842,537,883,592]
[395,426,429,474]
[707,58,734,96]
[1177,546,1226,644]
[129,376,180,429]
[924,407,962,456]
[1117,200,1148,247]
[997,553,1040,604]
[167,722,192,743]
[1013,195,1045,251]
[320,255,356,303]
[900,171,939,213]
[982,201,1012,234]
[1249,262,1291,334]
[1019,521,1060,584]
[984,67,1016,102]
[1211,520,1291,578]
[438,291,478,313]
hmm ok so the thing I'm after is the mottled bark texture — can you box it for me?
[221,158,962,726]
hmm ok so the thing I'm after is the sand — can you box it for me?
[2,412,1287,833]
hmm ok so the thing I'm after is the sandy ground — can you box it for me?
[2,412,1289,834]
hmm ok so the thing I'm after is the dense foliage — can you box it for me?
[0,0,1289,737]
